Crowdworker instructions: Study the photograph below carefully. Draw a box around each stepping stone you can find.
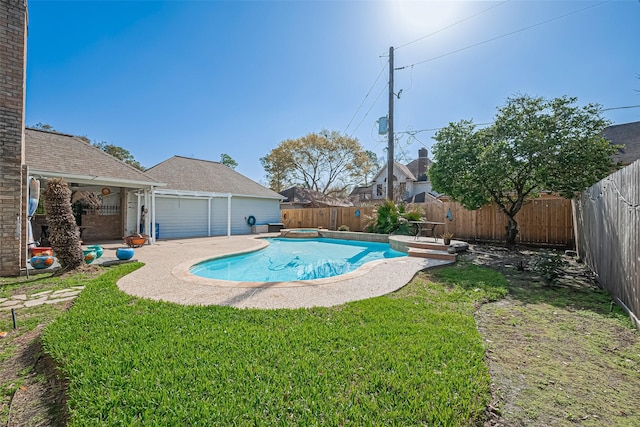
[45,296,77,305]
[13,294,27,301]
[24,297,49,307]
[0,298,7,304]
[0,301,24,310]
[49,291,81,299]
[31,290,53,297]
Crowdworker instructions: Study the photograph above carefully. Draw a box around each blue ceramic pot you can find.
[86,245,104,258]
[30,255,54,269]
[116,247,135,260]
[82,249,97,264]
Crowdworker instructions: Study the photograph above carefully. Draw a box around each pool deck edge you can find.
[114,234,453,309]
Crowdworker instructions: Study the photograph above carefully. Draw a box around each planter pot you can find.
[86,245,104,258]
[30,255,55,269]
[29,247,53,257]
[82,249,97,264]
[443,238,451,245]
[116,247,135,260]
[124,235,148,248]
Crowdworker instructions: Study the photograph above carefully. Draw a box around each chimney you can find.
[0,1,28,276]
[418,148,428,159]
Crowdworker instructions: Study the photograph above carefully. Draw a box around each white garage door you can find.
[155,197,208,239]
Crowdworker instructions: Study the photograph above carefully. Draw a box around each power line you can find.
[395,0,511,50]
[393,104,640,147]
[350,84,388,138]
[602,105,640,112]
[343,61,388,135]
[396,0,611,71]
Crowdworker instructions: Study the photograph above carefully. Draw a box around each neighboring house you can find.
[145,156,283,239]
[362,149,436,203]
[602,121,640,166]
[279,187,353,208]
[24,128,165,243]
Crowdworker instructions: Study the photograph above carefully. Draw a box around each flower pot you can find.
[116,247,135,260]
[124,235,148,248]
[30,255,54,269]
[82,249,97,264]
[29,246,53,257]
[86,245,103,258]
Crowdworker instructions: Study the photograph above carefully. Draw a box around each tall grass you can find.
[43,263,508,426]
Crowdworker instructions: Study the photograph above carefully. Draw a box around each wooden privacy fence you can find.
[281,195,573,246]
[574,159,640,328]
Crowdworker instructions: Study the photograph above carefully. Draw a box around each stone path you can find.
[0,286,85,310]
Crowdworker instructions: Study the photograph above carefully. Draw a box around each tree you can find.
[260,130,375,194]
[92,141,145,171]
[43,178,83,271]
[31,122,55,131]
[429,95,619,246]
[220,153,238,169]
[361,150,382,186]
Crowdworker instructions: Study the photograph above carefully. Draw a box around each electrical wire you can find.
[395,0,511,50]
[344,61,388,135]
[349,84,388,138]
[397,0,611,71]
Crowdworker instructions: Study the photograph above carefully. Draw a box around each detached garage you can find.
[145,156,283,239]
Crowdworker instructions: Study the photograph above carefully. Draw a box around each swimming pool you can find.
[189,237,407,282]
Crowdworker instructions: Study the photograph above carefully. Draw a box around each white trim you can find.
[28,170,165,188]
[153,188,283,201]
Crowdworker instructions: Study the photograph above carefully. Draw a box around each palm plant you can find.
[43,178,83,271]
[366,200,422,235]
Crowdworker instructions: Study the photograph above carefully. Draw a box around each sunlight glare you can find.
[390,0,469,43]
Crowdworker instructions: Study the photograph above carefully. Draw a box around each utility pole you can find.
[386,46,395,201]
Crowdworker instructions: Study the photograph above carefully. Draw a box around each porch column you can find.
[227,194,232,237]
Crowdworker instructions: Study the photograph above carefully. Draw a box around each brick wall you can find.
[0,1,28,276]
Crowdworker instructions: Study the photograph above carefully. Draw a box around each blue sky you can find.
[25,0,640,185]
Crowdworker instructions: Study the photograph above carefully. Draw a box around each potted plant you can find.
[441,232,454,245]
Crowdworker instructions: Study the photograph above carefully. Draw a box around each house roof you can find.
[602,121,640,166]
[373,161,417,182]
[405,157,432,181]
[24,128,162,187]
[145,156,283,199]
[279,187,353,207]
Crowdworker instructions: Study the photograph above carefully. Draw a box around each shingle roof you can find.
[145,156,283,199]
[24,128,161,186]
[405,157,432,181]
[373,161,417,182]
[603,121,640,166]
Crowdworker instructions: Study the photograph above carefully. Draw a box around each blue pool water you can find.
[190,237,407,282]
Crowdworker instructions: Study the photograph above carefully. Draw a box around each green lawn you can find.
[42,263,508,426]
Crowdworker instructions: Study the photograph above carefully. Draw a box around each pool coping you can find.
[114,234,453,309]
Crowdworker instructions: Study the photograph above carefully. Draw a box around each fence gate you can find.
[329,208,337,230]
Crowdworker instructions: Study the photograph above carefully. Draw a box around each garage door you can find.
[155,197,208,239]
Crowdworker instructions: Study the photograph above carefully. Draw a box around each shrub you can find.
[529,250,565,283]
[337,225,349,231]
